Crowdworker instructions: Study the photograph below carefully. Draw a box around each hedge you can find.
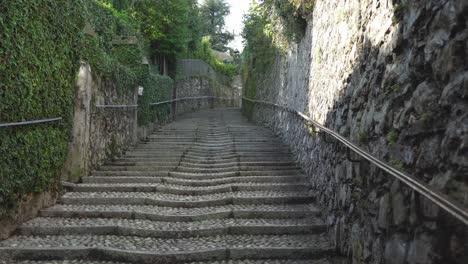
[138,74,173,126]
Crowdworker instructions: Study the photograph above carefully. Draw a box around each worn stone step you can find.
[181,158,296,164]
[91,171,170,177]
[0,234,333,263]
[174,166,302,174]
[188,260,335,264]
[137,143,287,147]
[183,153,290,159]
[98,166,177,171]
[82,176,306,185]
[18,217,326,238]
[178,161,296,167]
[104,161,296,168]
[40,204,320,221]
[70,183,309,194]
[91,170,303,177]
[111,158,296,164]
[59,191,313,207]
[6,259,337,264]
[183,150,290,154]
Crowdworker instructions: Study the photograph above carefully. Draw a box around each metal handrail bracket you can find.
[242,97,468,225]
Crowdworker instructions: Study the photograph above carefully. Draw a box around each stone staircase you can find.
[0,108,339,263]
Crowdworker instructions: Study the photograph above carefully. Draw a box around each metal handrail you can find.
[96,104,139,108]
[0,117,63,128]
[93,97,236,108]
[150,96,235,106]
[242,97,468,225]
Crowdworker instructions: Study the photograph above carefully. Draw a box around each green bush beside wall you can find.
[138,74,173,126]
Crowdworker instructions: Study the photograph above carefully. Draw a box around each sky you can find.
[198,0,253,52]
[224,0,252,51]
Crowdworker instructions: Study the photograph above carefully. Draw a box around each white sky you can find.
[198,0,252,51]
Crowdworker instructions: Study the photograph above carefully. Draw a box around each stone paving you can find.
[0,108,338,263]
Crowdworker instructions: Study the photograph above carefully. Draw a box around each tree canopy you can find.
[199,0,234,52]
[130,0,200,58]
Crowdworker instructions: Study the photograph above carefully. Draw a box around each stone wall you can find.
[63,62,139,182]
[246,1,467,263]
[175,76,241,116]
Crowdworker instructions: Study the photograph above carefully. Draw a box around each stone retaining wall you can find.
[246,1,468,263]
[63,62,139,183]
[175,76,241,116]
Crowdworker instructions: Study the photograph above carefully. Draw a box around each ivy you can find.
[241,0,313,118]
[0,0,84,216]
[138,74,173,126]
[0,0,174,216]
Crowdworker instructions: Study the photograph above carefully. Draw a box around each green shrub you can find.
[138,74,173,126]
[80,1,145,95]
[193,37,238,78]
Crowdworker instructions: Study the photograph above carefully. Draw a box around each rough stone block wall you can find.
[247,1,468,263]
[63,63,138,182]
[175,76,241,115]
[88,79,138,171]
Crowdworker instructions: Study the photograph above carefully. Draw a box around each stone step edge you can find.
[18,223,327,238]
[40,207,320,221]
[59,196,314,208]
[0,246,333,264]
[70,184,309,194]
[81,176,307,185]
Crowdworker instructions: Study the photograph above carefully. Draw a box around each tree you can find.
[199,0,234,52]
[112,0,129,11]
[186,0,202,53]
[131,0,192,56]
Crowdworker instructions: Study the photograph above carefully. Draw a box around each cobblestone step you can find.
[59,191,313,207]
[70,183,309,194]
[18,217,326,238]
[180,159,296,164]
[82,175,306,185]
[91,170,304,177]
[2,260,337,264]
[40,204,320,221]
[0,234,333,263]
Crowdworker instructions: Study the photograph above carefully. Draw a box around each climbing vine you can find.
[241,0,313,118]
[138,74,173,126]
[0,0,85,216]
[0,0,174,216]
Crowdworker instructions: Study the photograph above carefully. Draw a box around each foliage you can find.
[138,74,173,126]
[0,0,85,216]
[387,129,399,146]
[130,0,200,58]
[0,0,174,216]
[193,37,238,78]
[269,0,311,42]
[199,0,234,52]
[80,0,145,95]
[241,0,313,118]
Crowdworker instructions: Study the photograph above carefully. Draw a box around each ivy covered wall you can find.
[0,0,173,218]
[0,0,85,216]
